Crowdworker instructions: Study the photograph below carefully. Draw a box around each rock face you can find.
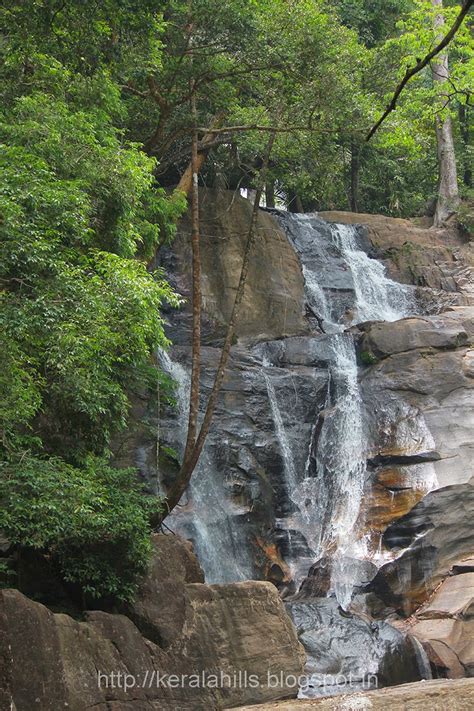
[1,535,305,710]
[128,194,474,592]
[114,193,474,691]
[369,481,474,614]
[359,307,474,492]
[161,188,308,345]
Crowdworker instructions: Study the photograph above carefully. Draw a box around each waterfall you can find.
[158,349,254,583]
[330,223,414,323]
[313,333,367,610]
[274,213,416,608]
[263,364,298,494]
[158,211,419,606]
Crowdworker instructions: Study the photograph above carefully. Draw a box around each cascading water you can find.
[312,333,367,610]
[263,363,299,495]
[159,211,423,609]
[331,223,414,323]
[157,349,254,583]
[272,214,417,608]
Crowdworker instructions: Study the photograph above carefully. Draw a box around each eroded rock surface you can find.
[1,535,305,710]
[286,598,421,698]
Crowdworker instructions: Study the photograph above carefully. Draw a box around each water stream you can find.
[157,349,254,583]
[270,215,416,608]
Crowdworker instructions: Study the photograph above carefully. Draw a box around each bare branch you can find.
[196,124,366,135]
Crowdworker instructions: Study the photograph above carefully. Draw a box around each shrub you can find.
[0,455,162,602]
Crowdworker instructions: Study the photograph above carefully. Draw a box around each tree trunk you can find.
[181,83,201,469]
[175,113,225,196]
[265,180,275,208]
[288,191,303,213]
[164,132,277,514]
[431,0,460,227]
[459,101,472,188]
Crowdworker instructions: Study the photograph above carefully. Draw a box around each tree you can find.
[431,0,461,226]
[365,0,473,221]
[0,3,184,601]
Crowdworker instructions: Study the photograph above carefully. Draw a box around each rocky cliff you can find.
[148,192,473,688]
[4,191,474,707]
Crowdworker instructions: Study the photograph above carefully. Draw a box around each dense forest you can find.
[0,0,472,606]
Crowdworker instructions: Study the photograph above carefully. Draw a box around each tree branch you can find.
[366,0,473,141]
[196,124,366,135]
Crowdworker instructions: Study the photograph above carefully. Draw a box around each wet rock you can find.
[160,343,329,581]
[360,466,434,540]
[369,481,474,615]
[286,598,421,698]
[297,558,378,599]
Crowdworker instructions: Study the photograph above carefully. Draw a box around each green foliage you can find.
[457,193,474,239]
[360,349,378,365]
[0,456,161,601]
[0,5,186,602]
[0,102,181,459]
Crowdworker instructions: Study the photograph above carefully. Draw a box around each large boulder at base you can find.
[410,618,474,679]
[0,535,305,710]
[126,532,204,648]
[286,598,422,699]
[234,678,474,710]
[392,563,474,678]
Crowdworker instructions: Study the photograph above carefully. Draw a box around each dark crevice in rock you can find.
[368,451,442,468]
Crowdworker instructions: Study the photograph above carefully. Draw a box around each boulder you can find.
[369,482,474,615]
[360,313,471,360]
[234,678,474,710]
[417,573,474,620]
[391,564,474,678]
[1,535,306,710]
[287,598,421,698]
[410,618,474,678]
[126,533,204,648]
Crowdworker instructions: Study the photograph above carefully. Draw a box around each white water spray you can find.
[158,349,254,583]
